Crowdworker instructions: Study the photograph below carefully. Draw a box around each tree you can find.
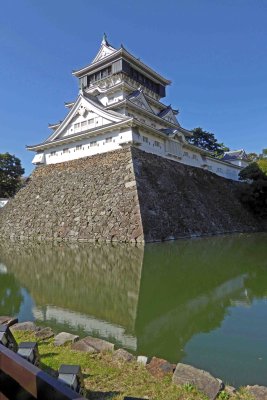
[239,161,267,217]
[247,152,259,162]
[239,162,266,182]
[188,127,229,157]
[0,153,24,198]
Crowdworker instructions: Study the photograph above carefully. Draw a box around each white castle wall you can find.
[43,129,133,165]
[40,128,242,180]
[132,129,241,181]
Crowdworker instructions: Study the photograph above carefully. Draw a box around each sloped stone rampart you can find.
[0,146,265,242]
[0,148,143,242]
[131,147,265,241]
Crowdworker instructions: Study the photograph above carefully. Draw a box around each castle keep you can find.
[28,35,247,181]
[1,36,262,243]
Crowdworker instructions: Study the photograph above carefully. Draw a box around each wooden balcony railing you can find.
[0,344,86,400]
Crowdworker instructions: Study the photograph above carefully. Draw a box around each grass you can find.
[13,331,254,400]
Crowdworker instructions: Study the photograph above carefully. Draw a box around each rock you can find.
[172,363,223,400]
[146,357,175,378]
[71,340,98,354]
[71,336,114,353]
[246,385,267,400]
[225,385,236,395]
[54,332,79,346]
[11,321,40,331]
[137,355,148,365]
[112,348,135,362]
[125,181,136,188]
[0,316,18,327]
[35,327,54,340]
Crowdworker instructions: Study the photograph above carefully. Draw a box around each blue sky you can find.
[0,0,266,175]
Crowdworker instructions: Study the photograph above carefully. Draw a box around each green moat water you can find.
[0,233,266,387]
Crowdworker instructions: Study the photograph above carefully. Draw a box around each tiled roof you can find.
[127,90,141,100]
[157,106,172,118]
[222,149,248,161]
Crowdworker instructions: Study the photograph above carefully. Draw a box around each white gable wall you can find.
[60,111,112,138]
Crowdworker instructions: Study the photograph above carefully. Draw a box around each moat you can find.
[0,232,266,387]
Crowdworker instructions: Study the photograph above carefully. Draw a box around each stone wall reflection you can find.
[0,233,267,362]
[0,241,144,346]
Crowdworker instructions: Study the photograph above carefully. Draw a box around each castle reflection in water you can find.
[0,233,267,386]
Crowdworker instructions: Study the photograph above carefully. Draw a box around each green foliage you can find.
[218,390,230,400]
[183,383,195,392]
[0,152,24,198]
[239,162,266,182]
[246,152,259,162]
[189,127,229,157]
[258,158,267,175]
[239,162,267,217]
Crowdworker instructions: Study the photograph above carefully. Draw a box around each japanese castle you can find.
[28,35,248,181]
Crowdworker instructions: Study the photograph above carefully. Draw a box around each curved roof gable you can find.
[92,35,117,63]
[127,90,155,114]
[158,106,179,126]
[45,92,128,143]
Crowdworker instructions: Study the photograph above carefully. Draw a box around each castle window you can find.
[183,151,189,157]
[90,141,97,147]
[154,140,160,147]
[88,118,94,125]
[151,123,156,128]
[50,151,56,156]
[217,167,223,173]
[87,66,112,86]
[140,118,146,123]
[143,136,148,143]
[81,121,87,127]
[105,137,112,143]
[208,166,213,171]
[129,67,160,95]
[192,154,198,160]
[76,145,82,151]
[63,148,69,154]
[74,123,80,129]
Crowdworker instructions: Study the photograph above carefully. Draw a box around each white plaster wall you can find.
[206,158,240,180]
[127,109,167,131]
[0,199,8,208]
[228,159,249,168]
[133,130,165,156]
[98,90,124,107]
[35,127,242,181]
[166,146,241,181]
[42,129,133,165]
[132,131,242,180]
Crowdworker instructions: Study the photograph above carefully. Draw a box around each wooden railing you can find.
[0,344,86,400]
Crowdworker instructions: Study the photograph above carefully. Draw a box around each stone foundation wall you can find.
[0,148,143,242]
[0,146,265,242]
[131,147,265,241]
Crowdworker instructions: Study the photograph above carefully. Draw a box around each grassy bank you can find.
[13,331,253,400]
